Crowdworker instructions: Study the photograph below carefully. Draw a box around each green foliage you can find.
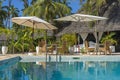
[0,27,37,52]
[80,0,106,15]
[61,33,76,47]
[0,28,16,45]
[79,0,107,29]
[80,47,86,53]
[23,0,71,21]
[14,28,35,52]
[101,32,117,45]
[0,28,11,39]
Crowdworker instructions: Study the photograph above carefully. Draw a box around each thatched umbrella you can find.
[56,22,96,36]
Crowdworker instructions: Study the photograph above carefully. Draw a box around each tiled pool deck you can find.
[1,52,120,62]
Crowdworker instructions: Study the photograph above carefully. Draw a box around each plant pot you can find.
[36,46,40,55]
[53,50,57,54]
[109,46,115,52]
[2,46,8,55]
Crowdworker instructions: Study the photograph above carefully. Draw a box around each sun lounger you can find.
[85,40,96,54]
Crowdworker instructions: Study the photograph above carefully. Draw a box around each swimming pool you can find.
[0,58,120,80]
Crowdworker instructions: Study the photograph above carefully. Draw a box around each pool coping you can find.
[20,54,120,62]
[1,54,120,62]
[0,56,21,67]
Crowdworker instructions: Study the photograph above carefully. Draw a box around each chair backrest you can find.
[104,41,111,50]
[58,41,68,54]
[85,40,89,49]
[40,40,46,52]
[89,41,96,48]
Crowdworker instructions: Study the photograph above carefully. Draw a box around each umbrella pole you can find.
[32,28,34,39]
[95,21,99,54]
[45,30,47,61]
[77,33,80,53]
[45,30,48,80]
[32,22,35,39]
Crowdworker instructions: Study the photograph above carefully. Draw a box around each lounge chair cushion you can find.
[89,41,96,48]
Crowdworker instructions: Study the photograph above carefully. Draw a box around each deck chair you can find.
[99,41,111,55]
[39,40,46,53]
[57,42,68,55]
[47,44,56,54]
[85,40,95,54]
[41,44,46,53]
[39,41,55,54]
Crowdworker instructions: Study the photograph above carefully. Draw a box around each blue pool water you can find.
[0,61,120,80]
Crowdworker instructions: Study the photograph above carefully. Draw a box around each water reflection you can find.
[0,61,120,80]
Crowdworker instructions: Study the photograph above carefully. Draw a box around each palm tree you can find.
[2,0,19,28]
[3,5,19,28]
[9,5,19,17]
[23,0,71,22]
[20,0,30,11]
[79,0,106,15]
[0,0,7,27]
[31,0,37,4]
[21,0,29,8]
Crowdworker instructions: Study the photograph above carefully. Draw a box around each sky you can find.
[3,0,80,15]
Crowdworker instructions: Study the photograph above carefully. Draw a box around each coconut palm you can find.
[0,9,7,27]
[3,5,19,28]
[9,5,19,17]
[31,0,37,4]
[79,0,106,15]
[0,0,7,27]
[23,0,71,22]
[20,0,29,8]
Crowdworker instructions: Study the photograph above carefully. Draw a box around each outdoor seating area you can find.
[33,39,113,55]
[30,31,116,56]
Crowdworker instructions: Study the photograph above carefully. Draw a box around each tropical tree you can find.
[23,0,71,22]
[79,0,105,15]
[31,0,37,4]
[0,0,7,27]
[20,0,29,8]
[79,0,120,16]
[3,4,19,29]
[9,5,19,17]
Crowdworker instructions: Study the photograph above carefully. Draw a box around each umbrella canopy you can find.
[55,14,107,22]
[12,16,57,30]
[55,14,107,36]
